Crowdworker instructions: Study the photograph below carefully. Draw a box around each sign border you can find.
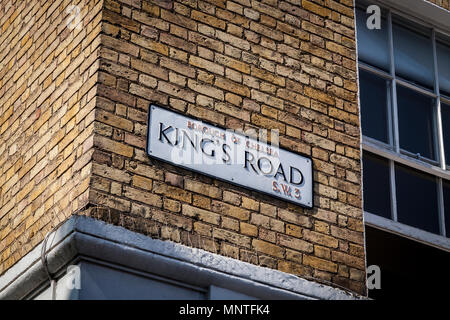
[146,104,314,209]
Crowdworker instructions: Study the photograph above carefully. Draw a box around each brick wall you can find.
[1,0,367,296]
[0,0,102,273]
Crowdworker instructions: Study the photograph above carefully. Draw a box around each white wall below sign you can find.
[147,105,313,208]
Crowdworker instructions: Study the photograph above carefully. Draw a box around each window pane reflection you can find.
[395,164,440,235]
[442,103,450,168]
[397,85,436,161]
[443,180,450,237]
[363,152,392,219]
[437,41,450,98]
[356,7,390,72]
[393,22,434,90]
[360,69,390,144]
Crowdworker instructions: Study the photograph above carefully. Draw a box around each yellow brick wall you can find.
[86,0,366,295]
[1,0,367,296]
[0,0,102,273]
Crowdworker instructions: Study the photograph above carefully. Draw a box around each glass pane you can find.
[359,69,390,143]
[442,103,450,167]
[437,41,450,98]
[397,85,436,161]
[395,164,440,235]
[393,22,434,90]
[363,152,392,219]
[355,7,390,71]
[443,180,450,237]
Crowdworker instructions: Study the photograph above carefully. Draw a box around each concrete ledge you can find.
[372,0,450,31]
[0,216,363,300]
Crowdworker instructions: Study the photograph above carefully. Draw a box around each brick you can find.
[104,9,140,32]
[211,201,250,221]
[192,194,211,210]
[161,9,197,31]
[164,198,181,213]
[252,239,284,258]
[244,8,260,20]
[92,162,131,184]
[331,225,364,245]
[223,191,241,205]
[222,216,239,231]
[251,113,285,134]
[250,21,283,41]
[215,54,250,74]
[157,81,196,103]
[191,10,226,29]
[277,89,310,107]
[123,186,163,207]
[286,224,302,237]
[131,59,168,80]
[167,68,186,85]
[189,56,224,75]
[187,79,224,101]
[277,209,312,228]
[303,132,336,151]
[251,66,285,86]
[131,34,169,56]
[96,109,133,132]
[216,30,250,51]
[303,255,338,273]
[153,182,192,203]
[252,1,283,19]
[278,261,311,277]
[302,0,331,17]
[214,77,250,97]
[213,228,251,248]
[94,135,134,158]
[160,33,196,54]
[187,105,226,125]
[142,1,160,15]
[139,74,157,88]
[153,210,192,231]
[183,204,220,225]
[160,57,195,77]
[194,222,213,236]
[349,243,364,258]
[184,179,221,198]
[215,103,250,121]
[241,197,259,211]
[165,172,184,188]
[240,222,258,237]
[332,251,365,270]
[303,229,339,248]
[251,90,284,110]
[278,234,313,253]
[189,32,224,53]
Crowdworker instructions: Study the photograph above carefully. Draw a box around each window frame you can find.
[356,1,450,249]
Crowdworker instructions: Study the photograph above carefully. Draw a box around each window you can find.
[356,1,450,240]
[395,164,440,234]
[359,70,390,144]
[392,20,435,90]
[355,7,390,71]
[437,37,450,98]
[442,102,450,168]
[362,151,392,219]
[396,85,436,161]
[443,180,450,237]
